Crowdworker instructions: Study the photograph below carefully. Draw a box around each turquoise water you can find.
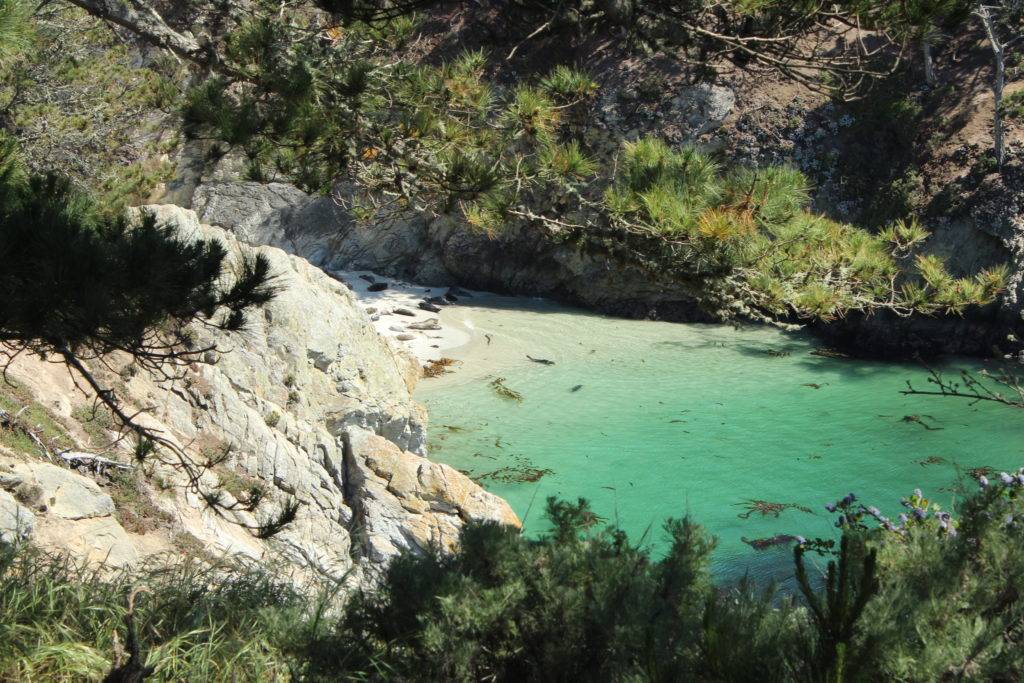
[416,295,1024,584]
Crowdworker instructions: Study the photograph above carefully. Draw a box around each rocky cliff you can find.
[0,205,518,582]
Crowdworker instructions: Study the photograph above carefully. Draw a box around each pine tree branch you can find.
[64,0,214,69]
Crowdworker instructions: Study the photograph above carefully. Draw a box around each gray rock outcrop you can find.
[1,205,519,582]
[10,462,116,520]
[344,427,519,564]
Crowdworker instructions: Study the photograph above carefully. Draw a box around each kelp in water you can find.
[473,454,552,484]
[735,499,814,519]
[490,377,523,402]
[477,465,554,484]
[423,357,459,378]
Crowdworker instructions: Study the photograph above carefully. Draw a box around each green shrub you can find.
[5,478,1024,680]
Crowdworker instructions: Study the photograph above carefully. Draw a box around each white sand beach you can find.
[331,269,479,363]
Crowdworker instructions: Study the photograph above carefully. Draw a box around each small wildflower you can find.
[979,475,989,488]
[825,502,837,513]
[913,508,927,522]
[1001,472,1014,485]
[794,535,806,545]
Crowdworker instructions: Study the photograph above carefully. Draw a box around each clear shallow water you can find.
[416,295,1024,584]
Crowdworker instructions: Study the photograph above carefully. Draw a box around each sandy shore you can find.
[331,269,480,363]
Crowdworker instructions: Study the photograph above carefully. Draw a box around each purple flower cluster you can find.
[818,467,1024,544]
[994,469,1024,488]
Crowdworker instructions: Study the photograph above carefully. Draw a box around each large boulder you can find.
[670,84,736,137]
[344,428,520,563]
[192,181,309,245]
[10,462,116,520]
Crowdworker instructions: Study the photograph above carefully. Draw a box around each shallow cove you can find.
[414,294,1024,584]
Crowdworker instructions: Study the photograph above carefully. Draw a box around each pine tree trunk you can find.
[922,38,936,87]
[977,3,1005,168]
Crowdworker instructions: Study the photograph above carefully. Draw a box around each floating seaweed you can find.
[915,455,946,466]
[490,377,523,402]
[761,349,791,357]
[477,465,554,483]
[423,357,459,378]
[736,499,814,519]
[901,414,943,431]
[811,347,850,359]
[742,534,800,550]
[968,466,994,479]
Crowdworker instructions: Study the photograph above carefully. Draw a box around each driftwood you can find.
[60,451,131,475]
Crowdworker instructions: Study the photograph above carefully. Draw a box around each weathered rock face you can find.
[192,174,1024,357]
[0,461,135,565]
[344,428,518,564]
[9,462,116,520]
[0,205,518,581]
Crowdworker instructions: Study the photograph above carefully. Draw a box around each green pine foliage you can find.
[0,139,276,359]
[602,137,1007,320]
[163,6,1010,324]
[0,0,31,66]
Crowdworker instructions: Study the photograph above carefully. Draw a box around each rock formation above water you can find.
[0,205,518,583]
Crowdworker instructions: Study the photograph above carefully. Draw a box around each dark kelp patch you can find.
[736,500,814,519]
[490,377,523,402]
